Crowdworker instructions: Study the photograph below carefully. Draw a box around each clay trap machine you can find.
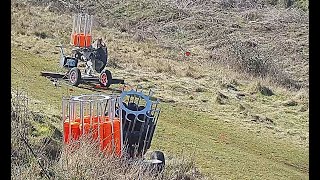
[62,86,165,171]
[41,13,124,88]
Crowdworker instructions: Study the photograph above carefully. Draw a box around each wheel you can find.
[150,151,165,172]
[99,69,112,87]
[68,67,81,86]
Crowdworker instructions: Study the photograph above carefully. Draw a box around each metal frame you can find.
[62,94,123,156]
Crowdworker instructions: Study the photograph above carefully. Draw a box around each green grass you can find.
[11,47,308,179]
[153,104,308,179]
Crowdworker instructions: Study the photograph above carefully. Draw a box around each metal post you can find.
[71,14,76,45]
[80,101,84,135]
[97,102,101,149]
[109,99,115,155]
[62,98,66,144]
[89,15,93,35]
[118,97,123,157]
[89,101,93,127]
[77,14,81,34]
[84,14,87,35]
[68,101,72,142]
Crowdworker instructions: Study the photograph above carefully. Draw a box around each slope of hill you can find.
[11,0,309,179]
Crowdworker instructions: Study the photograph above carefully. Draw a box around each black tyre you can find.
[99,69,112,87]
[150,151,165,172]
[68,67,81,86]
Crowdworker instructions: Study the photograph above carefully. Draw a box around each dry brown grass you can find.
[53,135,207,180]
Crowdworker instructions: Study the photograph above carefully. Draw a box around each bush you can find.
[229,40,277,78]
[227,40,302,89]
[294,0,308,11]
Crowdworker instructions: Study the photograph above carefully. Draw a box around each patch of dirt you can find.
[250,115,275,125]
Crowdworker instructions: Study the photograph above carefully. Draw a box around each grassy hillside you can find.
[11,0,308,179]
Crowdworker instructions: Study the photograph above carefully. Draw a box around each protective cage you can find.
[71,13,93,48]
[117,88,161,158]
[62,87,161,158]
[62,94,123,156]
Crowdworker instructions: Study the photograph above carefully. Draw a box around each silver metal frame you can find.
[71,13,93,47]
[62,94,123,156]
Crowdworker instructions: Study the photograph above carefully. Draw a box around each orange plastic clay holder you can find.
[63,116,121,155]
[71,33,92,47]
